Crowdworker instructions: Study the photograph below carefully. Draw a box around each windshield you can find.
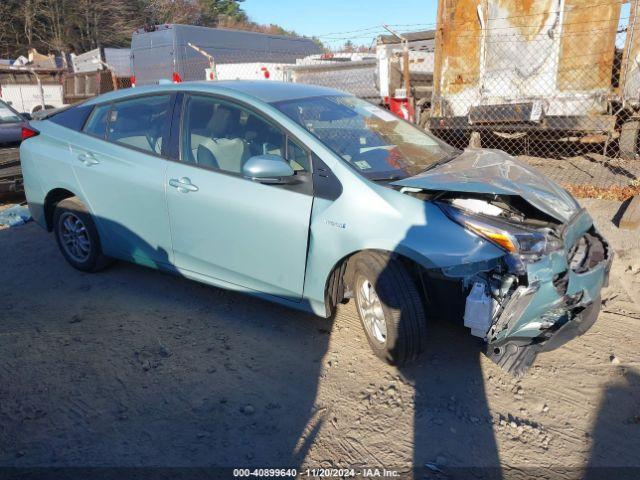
[0,101,22,125]
[271,95,457,180]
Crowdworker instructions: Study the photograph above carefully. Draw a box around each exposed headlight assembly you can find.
[439,203,564,258]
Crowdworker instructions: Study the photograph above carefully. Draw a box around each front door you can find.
[165,93,314,300]
[71,94,174,267]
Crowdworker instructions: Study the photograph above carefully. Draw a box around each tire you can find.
[619,120,639,160]
[53,197,111,272]
[351,251,427,365]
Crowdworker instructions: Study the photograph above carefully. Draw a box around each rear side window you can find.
[49,104,92,131]
[107,95,171,155]
[84,104,111,138]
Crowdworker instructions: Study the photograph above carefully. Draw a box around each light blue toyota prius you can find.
[20,81,612,374]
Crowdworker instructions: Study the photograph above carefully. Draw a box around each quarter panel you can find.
[20,121,85,228]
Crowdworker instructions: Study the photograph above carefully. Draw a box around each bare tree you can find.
[36,0,71,61]
[26,0,44,47]
[72,0,140,51]
[0,1,25,57]
[0,0,302,60]
[144,0,202,25]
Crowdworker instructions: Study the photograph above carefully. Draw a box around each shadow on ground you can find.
[373,199,502,480]
[2,221,639,479]
[585,368,640,480]
[0,222,331,476]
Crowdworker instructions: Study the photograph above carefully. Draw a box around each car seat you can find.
[196,105,250,172]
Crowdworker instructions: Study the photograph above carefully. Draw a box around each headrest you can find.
[189,100,216,130]
[208,105,233,137]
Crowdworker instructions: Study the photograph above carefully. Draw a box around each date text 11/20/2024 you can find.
[233,468,402,477]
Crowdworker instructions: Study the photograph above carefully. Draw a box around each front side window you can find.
[272,95,457,181]
[107,95,171,154]
[181,95,308,175]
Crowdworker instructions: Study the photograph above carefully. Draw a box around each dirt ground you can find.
[0,198,638,479]
[519,154,640,190]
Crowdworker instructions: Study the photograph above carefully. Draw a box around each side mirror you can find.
[242,154,294,182]
[21,112,32,120]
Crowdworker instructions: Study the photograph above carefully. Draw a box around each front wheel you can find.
[352,252,427,365]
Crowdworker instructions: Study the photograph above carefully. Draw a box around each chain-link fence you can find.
[4,1,640,199]
[115,8,639,198]
[426,0,640,199]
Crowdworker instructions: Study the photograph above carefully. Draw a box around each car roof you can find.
[204,81,346,102]
[84,81,346,106]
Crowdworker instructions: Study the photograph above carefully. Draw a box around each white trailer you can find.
[285,59,380,102]
[215,62,290,82]
[375,30,436,124]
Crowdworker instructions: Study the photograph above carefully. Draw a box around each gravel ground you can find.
[0,198,638,479]
[519,154,640,189]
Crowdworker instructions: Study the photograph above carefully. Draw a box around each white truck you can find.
[0,68,65,114]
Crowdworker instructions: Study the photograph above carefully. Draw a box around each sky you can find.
[242,0,439,47]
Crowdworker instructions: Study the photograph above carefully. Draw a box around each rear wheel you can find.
[53,197,111,272]
[352,252,427,365]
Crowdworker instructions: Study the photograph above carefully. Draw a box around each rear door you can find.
[165,93,314,300]
[72,93,174,267]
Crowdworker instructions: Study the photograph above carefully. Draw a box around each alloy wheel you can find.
[59,212,92,263]
[356,275,388,344]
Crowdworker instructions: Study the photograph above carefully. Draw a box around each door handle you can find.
[77,152,99,166]
[169,177,199,193]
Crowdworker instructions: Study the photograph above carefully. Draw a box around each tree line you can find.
[0,0,310,59]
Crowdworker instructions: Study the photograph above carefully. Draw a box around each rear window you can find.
[49,104,93,131]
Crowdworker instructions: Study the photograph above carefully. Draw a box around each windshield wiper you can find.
[421,150,462,173]
[370,175,403,182]
[368,150,462,182]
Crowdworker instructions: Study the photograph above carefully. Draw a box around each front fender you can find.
[303,187,505,316]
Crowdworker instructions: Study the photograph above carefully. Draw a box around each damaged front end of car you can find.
[392,150,613,375]
[434,195,611,376]
[444,200,611,376]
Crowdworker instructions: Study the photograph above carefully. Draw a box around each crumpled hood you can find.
[391,148,580,223]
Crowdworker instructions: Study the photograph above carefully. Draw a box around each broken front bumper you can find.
[484,228,613,376]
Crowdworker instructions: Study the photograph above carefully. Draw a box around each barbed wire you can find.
[315,0,637,42]
[316,17,633,46]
